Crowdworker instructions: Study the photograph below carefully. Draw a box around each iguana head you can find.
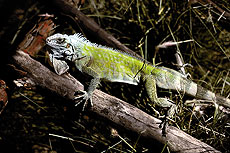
[46,33,90,75]
[46,33,73,75]
[46,33,76,61]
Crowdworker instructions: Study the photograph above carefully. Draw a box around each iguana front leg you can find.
[142,74,177,135]
[75,66,100,111]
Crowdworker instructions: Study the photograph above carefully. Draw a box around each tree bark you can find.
[12,50,220,153]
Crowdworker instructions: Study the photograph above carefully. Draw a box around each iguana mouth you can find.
[72,55,87,62]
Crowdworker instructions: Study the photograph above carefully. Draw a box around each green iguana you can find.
[46,33,230,133]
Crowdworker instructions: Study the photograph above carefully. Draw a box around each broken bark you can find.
[12,50,220,153]
[0,80,8,115]
[18,17,55,56]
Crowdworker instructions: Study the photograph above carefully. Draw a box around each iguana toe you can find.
[74,90,93,111]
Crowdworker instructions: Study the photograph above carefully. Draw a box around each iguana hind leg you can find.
[142,74,177,135]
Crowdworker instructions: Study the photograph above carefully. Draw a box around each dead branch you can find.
[12,50,220,153]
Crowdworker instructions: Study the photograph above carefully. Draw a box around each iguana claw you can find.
[74,90,93,111]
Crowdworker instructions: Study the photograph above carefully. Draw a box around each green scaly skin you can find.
[46,33,230,134]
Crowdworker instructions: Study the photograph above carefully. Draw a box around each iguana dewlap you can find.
[46,33,230,126]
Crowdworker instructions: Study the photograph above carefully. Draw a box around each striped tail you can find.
[195,85,230,108]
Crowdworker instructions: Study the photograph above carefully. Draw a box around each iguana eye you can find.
[56,38,65,43]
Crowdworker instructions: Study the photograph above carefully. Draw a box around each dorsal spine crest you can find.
[71,33,147,64]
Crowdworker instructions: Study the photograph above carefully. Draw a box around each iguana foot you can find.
[156,99,177,136]
[74,90,93,111]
